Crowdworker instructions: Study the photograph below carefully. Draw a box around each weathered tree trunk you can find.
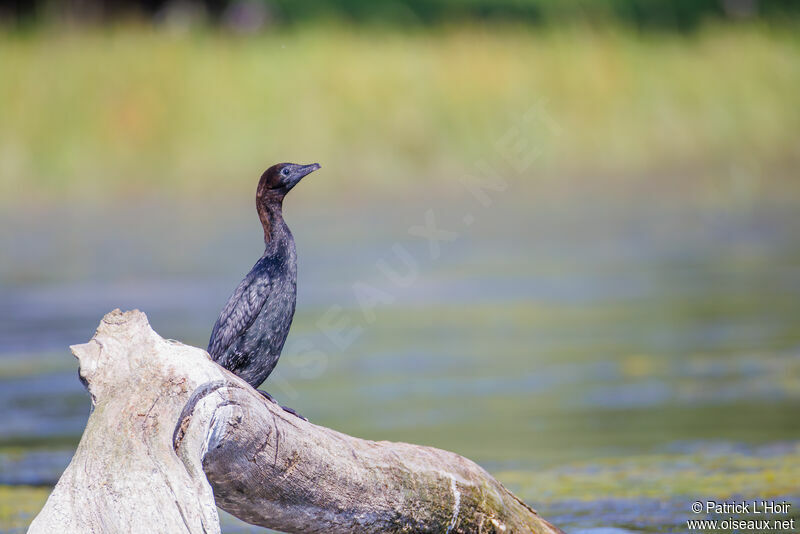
[28,310,562,534]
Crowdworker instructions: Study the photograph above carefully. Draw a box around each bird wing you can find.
[207,267,271,361]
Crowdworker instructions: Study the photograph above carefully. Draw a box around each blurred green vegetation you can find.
[270,0,800,28]
[9,0,800,29]
[0,22,798,203]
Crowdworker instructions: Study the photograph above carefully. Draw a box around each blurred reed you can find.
[0,22,797,202]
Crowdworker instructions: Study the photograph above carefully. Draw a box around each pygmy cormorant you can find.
[208,162,320,411]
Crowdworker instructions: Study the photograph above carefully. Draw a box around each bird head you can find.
[258,162,321,199]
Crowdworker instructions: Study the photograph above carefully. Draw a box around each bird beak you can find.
[297,163,321,178]
[284,163,321,192]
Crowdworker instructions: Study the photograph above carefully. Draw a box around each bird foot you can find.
[256,390,308,422]
[257,389,278,404]
[278,405,308,421]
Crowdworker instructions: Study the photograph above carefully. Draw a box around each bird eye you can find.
[281,168,290,176]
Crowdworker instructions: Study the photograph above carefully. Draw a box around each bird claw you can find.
[279,405,308,422]
[257,389,278,404]
[257,390,308,421]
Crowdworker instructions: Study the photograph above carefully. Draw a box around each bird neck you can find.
[256,196,287,246]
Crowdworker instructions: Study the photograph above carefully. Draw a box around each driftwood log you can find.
[28,310,562,534]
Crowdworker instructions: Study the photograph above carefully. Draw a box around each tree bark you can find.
[28,309,562,534]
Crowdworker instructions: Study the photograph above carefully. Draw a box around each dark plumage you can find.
[208,162,320,391]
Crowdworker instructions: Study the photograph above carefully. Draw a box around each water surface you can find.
[1,186,798,532]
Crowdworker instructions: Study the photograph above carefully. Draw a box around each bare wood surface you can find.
[29,310,562,534]
[27,309,222,534]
